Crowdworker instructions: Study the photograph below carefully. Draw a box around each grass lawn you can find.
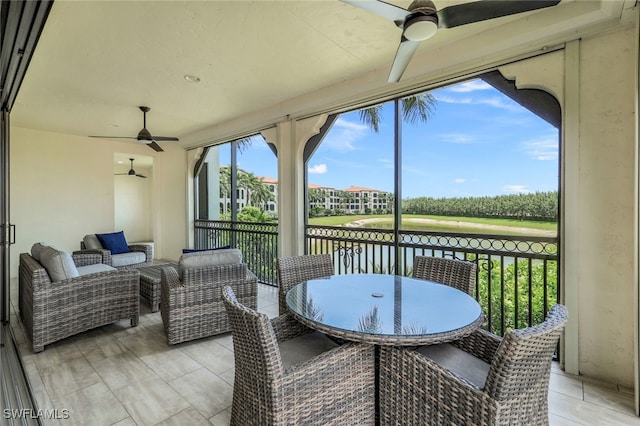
[308,214,557,235]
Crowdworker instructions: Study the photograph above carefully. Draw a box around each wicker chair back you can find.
[412,255,477,295]
[222,286,283,423]
[485,304,568,403]
[276,254,333,315]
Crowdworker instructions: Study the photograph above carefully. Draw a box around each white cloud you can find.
[522,137,559,161]
[439,133,474,144]
[308,163,328,174]
[503,185,530,193]
[378,158,393,169]
[433,94,473,104]
[403,165,428,176]
[321,117,369,152]
[433,93,521,112]
[334,118,368,132]
[454,178,466,184]
[448,79,492,93]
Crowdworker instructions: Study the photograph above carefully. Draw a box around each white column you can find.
[186,148,203,250]
[263,115,329,257]
[634,6,640,415]
[561,40,581,376]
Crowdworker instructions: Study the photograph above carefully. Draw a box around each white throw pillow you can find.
[39,246,79,282]
[178,248,243,278]
[83,234,103,250]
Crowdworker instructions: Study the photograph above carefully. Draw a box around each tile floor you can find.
[7,278,640,425]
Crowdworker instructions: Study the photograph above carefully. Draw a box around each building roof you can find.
[259,176,278,184]
[342,186,387,193]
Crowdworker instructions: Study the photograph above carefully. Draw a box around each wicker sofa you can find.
[160,248,257,345]
[76,232,153,269]
[19,249,140,353]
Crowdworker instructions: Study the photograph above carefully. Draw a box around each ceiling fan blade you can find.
[388,37,420,83]
[147,141,164,152]
[341,0,410,25]
[437,0,561,29]
[136,174,147,179]
[90,135,137,139]
[150,136,179,142]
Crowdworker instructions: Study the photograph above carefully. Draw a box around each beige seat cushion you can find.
[83,234,103,250]
[30,242,49,262]
[178,248,243,278]
[278,330,340,371]
[77,263,117,276]
[111,251,146,267]
[417,343,491,389]
[39,246,79,282]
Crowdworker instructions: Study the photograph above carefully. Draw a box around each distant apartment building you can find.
[218,169,391,216]
[259,180,390,216]
[259,176,278,214]
[341,186,392,214]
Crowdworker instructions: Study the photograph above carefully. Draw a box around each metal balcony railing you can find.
[194,220,559,337]
[194,219,279,285]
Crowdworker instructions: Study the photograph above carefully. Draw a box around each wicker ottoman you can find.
[137,263,178,312]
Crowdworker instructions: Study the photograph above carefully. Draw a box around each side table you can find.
[137,263,178,312]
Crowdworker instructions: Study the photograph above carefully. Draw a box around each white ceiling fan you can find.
[341,0,561,82]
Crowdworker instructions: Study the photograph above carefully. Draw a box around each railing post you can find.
[394,99,403,275]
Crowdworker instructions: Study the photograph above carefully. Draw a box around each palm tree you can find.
[219,166,232,215]
[308,188,326,207]
[359,92,436,133]
[252,179,275,211]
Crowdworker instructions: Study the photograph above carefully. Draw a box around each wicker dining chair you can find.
[277,254,333,315]
[222,286,375,426]
[379,304,568,425]
[412,255,477,295]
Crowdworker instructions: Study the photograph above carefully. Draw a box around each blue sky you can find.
[229,78,559,199]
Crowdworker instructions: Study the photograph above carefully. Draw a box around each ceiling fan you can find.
[115,158,147,179]
[90,106,179,152]
[341,0,561,82]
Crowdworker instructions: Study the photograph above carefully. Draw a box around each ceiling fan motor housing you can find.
[137,127,152,141]
[408,0,437,16]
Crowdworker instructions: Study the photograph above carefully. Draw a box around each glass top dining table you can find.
[286,273,484,346]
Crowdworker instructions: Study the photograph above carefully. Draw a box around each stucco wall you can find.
[9,127,187,277]
[575,27,636,387]
[503,27,636,387]
[114,161,152,243]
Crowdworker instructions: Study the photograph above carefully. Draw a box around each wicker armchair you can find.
[19,252,139,353]
[412,255,477,295]
[277,254,333,315]
[160,261,257,345]
[222,286,376,426]
[379,304,568,425]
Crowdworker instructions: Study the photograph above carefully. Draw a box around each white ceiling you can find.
[10,0,635,157]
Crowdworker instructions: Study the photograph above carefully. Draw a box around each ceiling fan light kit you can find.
[341,0,561,83]
[403,15,438,41]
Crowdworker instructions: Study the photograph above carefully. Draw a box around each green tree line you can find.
[402,191,558,222]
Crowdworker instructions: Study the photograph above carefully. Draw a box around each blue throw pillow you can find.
[96,231,130,255]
